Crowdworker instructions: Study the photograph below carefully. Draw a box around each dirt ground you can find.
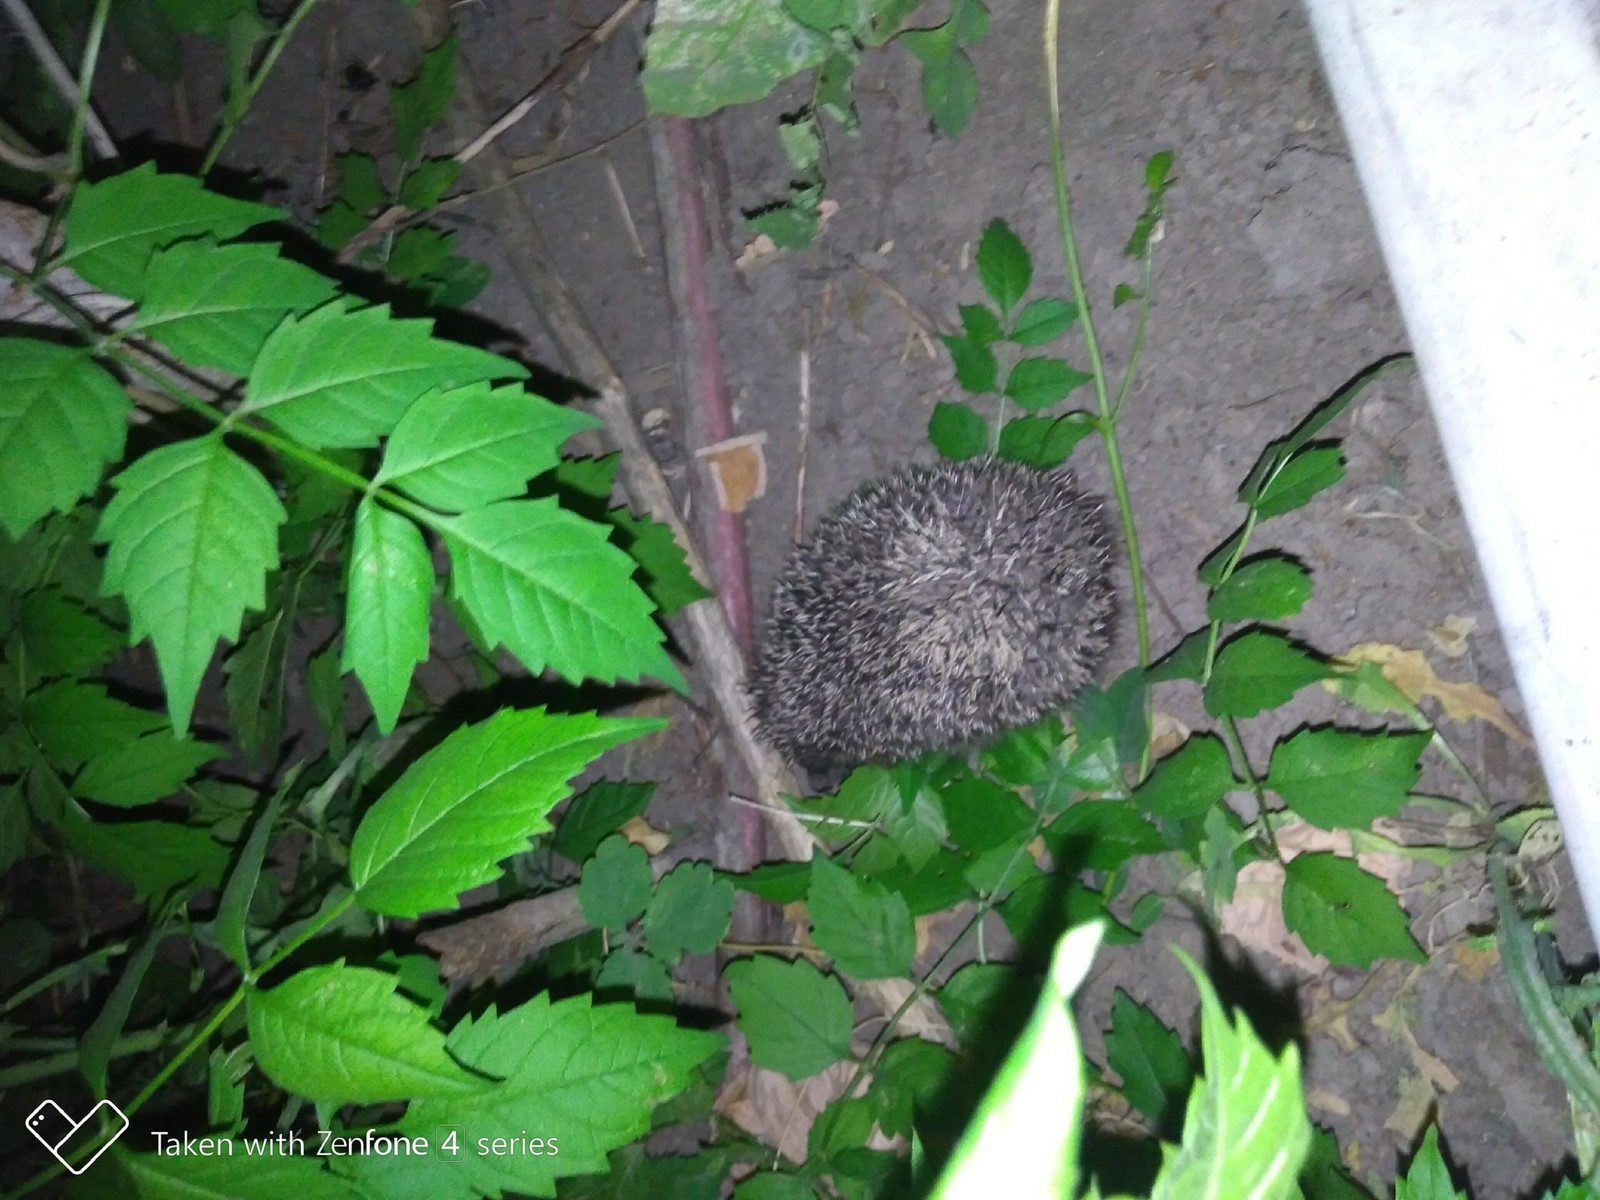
[88,0,1589,1193]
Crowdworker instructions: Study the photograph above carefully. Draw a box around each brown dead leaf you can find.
[696,433,768,514]
[1337,642,1532,746]
[717,1061,854,1163]
[1304,1087,1352,1117]
[1383,1071,1437,1139]
[735,233,779,269]
[619,816,670,855]
[1149,710,1191,759]
[1426,614,1478,658]
[1447,940,1501,981]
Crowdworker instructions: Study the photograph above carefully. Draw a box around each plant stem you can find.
[201,0,325,176]
[66,0,112,174]
[1044,0,1150,669]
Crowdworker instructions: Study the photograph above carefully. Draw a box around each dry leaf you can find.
[696,433,768,514]
[1149,710,1191,759]
[735,233,779,269]
[619,816,670,855]
[1337,642,1532,746]
[1305,1087,1352,1116]
[1383,1071,1437,1139]
[717,1061,854,1162]
[1426,614,1477,658]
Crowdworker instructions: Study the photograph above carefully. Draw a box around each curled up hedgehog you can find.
[749,457,1116,771]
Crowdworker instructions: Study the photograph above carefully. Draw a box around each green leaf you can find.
[222,611,286,762]
[0,339,130,539]
[724,861,811,905]
[391,32,458,163]
[343,499,433,735]
[1300,1127,1376,1200]
[16,588,121,677]
[606,508,712,616]
[940,333,999,393]
[936,962,1016,1045]
[336,151,387,213]
[929,922,1098,1200]
[959,302,1003,345]
[808,855,915,979]
[101,1145,352,1196]
[1150,949,1311,1200]
[241,301,525,448]
[1145,629,1210,684]
[909,40,977,136]
[401,994,723,1194]
[1133,734,1236,819]
[928,400,989,461]
[1282,853,1424,968]
[112,0,183,80]
[974,218,1030,314]
[1267,728,1428,831]
[784,0,854,32]
[443,498,685,692]
[642,0,830,118]
[644,861,736,961]
[63,164,282,297]
[579,835,654,932]
[424,254,491,309]
[1204,631,1330,719]
[747,202,820,250]
[1105,989,1193,1129]
[1395,1126,1466,1200]
[596,947,676,1003]
[22,680,167,770]
[1208,555,1314,623]
[398,158,462,209]
[350,708,662,917]
[996,413,1094,469]
[73,733,224,807]
[215,786,286,971]
[97,436,286,734]
[61,809,228,900]
[247,963,477,1105]
[386,225,454,283]
[1010,297,1077,345]
[1112,282,1141,307]
[553,780,656,863]
[81,900,172,1097]
[1005,357,1095,410]
[1253,447,1345,518]
[133,239,340,375]
[726,954,853,1080]
[776,113,823,170]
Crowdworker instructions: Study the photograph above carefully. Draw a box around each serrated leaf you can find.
[17,588,121,677]
[241,302,525,448]
[443,498,684,692]
[553,780,656,863]
[222,611,286,762]
[1011,297,1077,345]
[386,226,453,283]
[0,339,130,539]
[915,43,977,136]
[391,32,457,164]
[216,786,286,971]
[974,218,1030,314]
[73,733,224,807]
[597,947,677,1003]
[1005,357,1094,410]
[402,993,723,1194]
[726,954,853,1080]
[996,413,1094,469]
[1105,989,1193,1129]
[60,808,228,900]
[1282,853,1424,968]
[960,303,1003,345]
[1150,949,1311,1200]
[747,202,820,250]
[63,164,282,298]
[336,151,387,213]
[247,963,477,1104]
[1146,629,1210,684]
[808,855,915,979]
[1253,447,1345,517]
[1113,283,1141,307]
[784,0,854,32]
[1208,555,1313,623]
[1204,631,1330,719]
[607,507,712,616]
[1133,734,1236,819]
[102,1146,352,1197]
[642,0,830,118]
[940,333,999,393]
[376,381,600,510]
[97,436,285,734]
[929,923,1098,1200]
[1267,728,1428,830]
[928,400,989,461]
[398,158,462,210]
[1395,1125,1465,1200]
[22,679,167,769]
[936,962,1016,1045]
[645,862,736,960]
[343,499,432,735]
[579,835,654,931]
[133,239,339,375]
[351,709,659,917]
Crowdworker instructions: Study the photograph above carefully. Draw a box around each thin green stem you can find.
[1045,0,1150,670]
[65,0,111,173]
[200,0,325,175]
[1113,249,1156,422]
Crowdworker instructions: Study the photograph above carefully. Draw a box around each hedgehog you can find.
[749,457,1115,771]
